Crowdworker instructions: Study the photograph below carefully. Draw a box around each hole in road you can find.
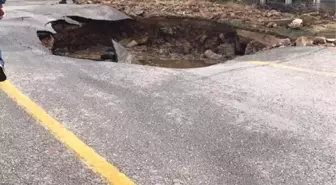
[37,16,280,69]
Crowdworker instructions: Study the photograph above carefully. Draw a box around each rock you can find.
[112,39,137,64]
[159,49,166,54]
[271,19,294,27]
[216,43,235,59]
[235,36,250,54]
[126,40,139,48]
[41,34,54,51]
[266,22,273,27]
[326,38,336,43]
[324,43,335,47]
[119,39,130,46]
[237,30,281,48]
[48,19,81,33]
[244,40,265,55]
[204,37,219,50]
[210,13,221,20]
[295,36,308,46]
[313,36,327,45]
[200,35,208,44]
[160,27,175,35]
[271,10,281,16]
[279,38,291,46]
[139,37,149,44]
[307,39,314,46]
[219,33,225,41]
[288,18,303,29]
[204,49,222,60]
[133,9,145,16]
[308,12,320,16]
[266,22,277,28]
[282,12,294,18]
[299,14,317,26]
[266,10,280,17]
[53,47,69,56]
[322,14,329,18]
[124,8,132,15]
[183,42,192,54]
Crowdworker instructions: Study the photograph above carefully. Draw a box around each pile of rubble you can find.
[77,0,336,49]
[39,0,335,68]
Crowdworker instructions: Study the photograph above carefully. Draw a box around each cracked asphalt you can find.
[1,0,336,185]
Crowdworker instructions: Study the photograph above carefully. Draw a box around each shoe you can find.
[0,65,7,82]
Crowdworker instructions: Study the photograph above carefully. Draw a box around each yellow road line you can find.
[247,61,336,78]
[0,81,135,185]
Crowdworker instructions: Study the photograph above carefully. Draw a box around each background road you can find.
[1,1,336,185]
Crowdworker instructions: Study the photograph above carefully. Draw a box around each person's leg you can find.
[0,49,7,81]
[0,0,6,81]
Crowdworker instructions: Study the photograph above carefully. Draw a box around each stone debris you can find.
[324,43,335,47]
[313,36,327,45]
[266,22,277,28]
[204,49,222,60]
[326,38,336,43]
[216,43,236,59]
[126,40,139,48]
[265,10,281,17]
[279,38,291,46]
[288,18,303,29]
[245,40,265,55]
[295,36,308,46]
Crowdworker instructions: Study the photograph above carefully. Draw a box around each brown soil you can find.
[38,0,335,68]
[77,0,335,39]
[43,16,248,68]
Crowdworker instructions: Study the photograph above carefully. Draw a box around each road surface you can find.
[1,1,336,185]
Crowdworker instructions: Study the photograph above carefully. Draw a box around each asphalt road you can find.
[0,91,105,185]
[1,1,336,185]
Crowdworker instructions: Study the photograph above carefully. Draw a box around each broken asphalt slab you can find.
[1,1,336,185]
